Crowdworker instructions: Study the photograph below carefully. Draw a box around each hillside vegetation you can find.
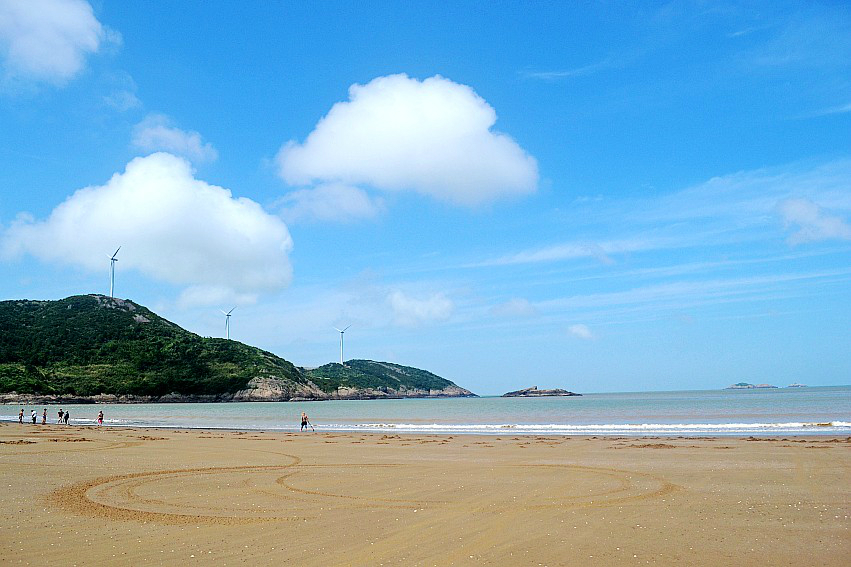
[307,359,471,396]
[0,295,472,401]
[0,295,308,397]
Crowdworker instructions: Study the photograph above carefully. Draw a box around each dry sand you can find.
[0,423,848,566]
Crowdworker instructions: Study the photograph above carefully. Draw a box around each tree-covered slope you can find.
[307,359,475,397]
[0,295,475,401]
[0,295,308,397]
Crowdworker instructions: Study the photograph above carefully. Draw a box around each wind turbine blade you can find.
[227,307,236,315]
[220,310,228,315]
[334,327,342,333]
[112,246,121,259]
[343,325,351,332]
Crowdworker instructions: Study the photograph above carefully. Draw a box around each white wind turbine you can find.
[334,325,351,366]
[109,246,121,298]
[221,307,236,340]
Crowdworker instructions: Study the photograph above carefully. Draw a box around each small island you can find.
[502,386,581,397]
[725,382,778,389]
[787,383,807,388]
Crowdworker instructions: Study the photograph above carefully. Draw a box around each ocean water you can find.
[3,386,850,436]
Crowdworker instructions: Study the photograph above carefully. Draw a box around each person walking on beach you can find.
[57,409,63,424]
[18,408,23,423]
[31,410,37,424]
[42,408,47,425]
[300,412,313,431]
[97,410,103,426]
[63,410,70,425]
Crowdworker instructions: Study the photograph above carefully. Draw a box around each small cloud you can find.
[276,183,384,224]
[104,89,141,111]
[568,324,595,340]
[777,198,851,245]
[489,298,539,318]
[0,0,117,85]
[388,290,453,327]
[573,194,604,204]
[101,71,141,111]
[132,113,217,164]
[277,73,538,206]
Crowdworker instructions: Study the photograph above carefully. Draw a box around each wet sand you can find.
[1,423,848,565]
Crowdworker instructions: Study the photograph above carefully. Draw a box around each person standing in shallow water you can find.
[63,410,69,425]
[97,411,103,426]
[18,408,23,423]
[300,412,313,431]
[31,410,36,424]
[42,408,47,425]
[57,409,63,424]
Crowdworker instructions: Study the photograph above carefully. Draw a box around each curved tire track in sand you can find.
[49,448,678,532]
[50,454,305,525]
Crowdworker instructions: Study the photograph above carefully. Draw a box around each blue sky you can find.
[1,1,849,394]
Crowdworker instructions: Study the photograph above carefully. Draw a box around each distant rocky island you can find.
[725,382,778,389]
[502,386,581,397]
[0,295,475,403]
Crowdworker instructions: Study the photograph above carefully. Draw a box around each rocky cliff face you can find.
[1,378,474,404]
[324,383,474,400]
[233,377,474,401]
[231,376,327,401]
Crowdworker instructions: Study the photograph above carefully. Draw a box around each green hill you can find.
[306,360,474,398]
[0,295,473,401]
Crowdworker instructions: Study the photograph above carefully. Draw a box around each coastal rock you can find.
[325,384,475,400]
[231,376,326,402]
[502,386,580,397]
[725,383,778,389]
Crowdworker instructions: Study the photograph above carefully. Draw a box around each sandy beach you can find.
[0,423,848,566]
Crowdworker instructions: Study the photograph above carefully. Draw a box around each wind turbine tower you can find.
[221,307,236,340]
[334,325,351,365]
[109,246,121,298]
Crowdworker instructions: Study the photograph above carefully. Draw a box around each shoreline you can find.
[3,420,850,437]
[2,423,848,565]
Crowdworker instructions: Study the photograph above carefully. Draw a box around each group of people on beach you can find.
[16,407,104,426]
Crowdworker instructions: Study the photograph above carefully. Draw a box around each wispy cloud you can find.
[489,298,538,318]
[537,269,851,315]
[740,11,851,70]
[803,102,851,118]
[276,183,384,224]
[473,238,656,267]
[388,290,454,327]
[777,198,851,245]
[522,58,617,80]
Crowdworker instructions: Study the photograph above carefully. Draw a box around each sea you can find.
[3,386,850,437]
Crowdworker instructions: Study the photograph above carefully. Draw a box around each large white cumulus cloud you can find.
[0,0,113,83]
[277,73,538,207]
[2,153,293,302]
